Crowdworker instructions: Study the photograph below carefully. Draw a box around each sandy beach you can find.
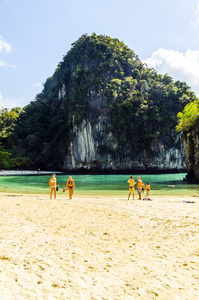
[0,192,199,299]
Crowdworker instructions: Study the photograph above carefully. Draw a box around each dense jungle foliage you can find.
[176,100,199,181]
[176,100,199,133]
[0,33,198,170]
[0,107,22,168]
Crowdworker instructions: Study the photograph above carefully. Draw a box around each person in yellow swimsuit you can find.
[137,176,143,200]
[66,176,75,199]
[127,175,136,200]
[49,173,57,200]
[146,182,150,197]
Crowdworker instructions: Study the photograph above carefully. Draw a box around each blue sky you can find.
[0,0,199,108]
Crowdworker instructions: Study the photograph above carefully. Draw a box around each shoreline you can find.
[0,169,187,176]
[0,170,63,176]
[0,193,198,299]
[0,191,198,200]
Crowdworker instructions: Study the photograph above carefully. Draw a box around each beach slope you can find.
[0,193,198,299]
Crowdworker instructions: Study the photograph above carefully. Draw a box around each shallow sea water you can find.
[0,173,198,196]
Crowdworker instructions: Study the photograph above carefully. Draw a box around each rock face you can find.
[60,74,188,173]
[62,83,187,173]
[182,120,199,182]
[63,115,186,173]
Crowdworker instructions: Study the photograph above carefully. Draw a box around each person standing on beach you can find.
[66,176,75,199]
[137,176,143,200]
[127,175,136,200]
[146,182,150,197]
[49,174,57,200]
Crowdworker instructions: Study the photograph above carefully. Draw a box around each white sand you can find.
[0,193,199,299]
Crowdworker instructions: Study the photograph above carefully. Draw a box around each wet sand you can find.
[0,192,199,299]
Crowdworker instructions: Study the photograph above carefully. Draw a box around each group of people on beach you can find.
[49,174,150,200]
[127,175,150,200]
[49,174,75,200]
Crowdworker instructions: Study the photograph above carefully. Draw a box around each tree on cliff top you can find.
[176,100,199,132]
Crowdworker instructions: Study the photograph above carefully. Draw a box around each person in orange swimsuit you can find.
[66,176,75,199]
[49,173,57,199]
[137,176,143,200]
[127,175,136,200]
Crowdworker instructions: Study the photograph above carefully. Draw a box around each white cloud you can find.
[143,48,199,96]
[0,35,12,53]
[0,59,16,68]
[0,92,24,109]
[0,36,14,69]
[191,1,199,26]
[0,59,6,66]
[31,82,43,89]
[0,91,7,108]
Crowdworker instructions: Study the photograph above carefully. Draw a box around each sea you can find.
[0,173,198,197]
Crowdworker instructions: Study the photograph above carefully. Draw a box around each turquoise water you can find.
[0,173,199,196]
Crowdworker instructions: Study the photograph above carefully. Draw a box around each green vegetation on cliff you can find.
[0,33,198,170]
[176,99,199,181]
[0,108,22,168]
[176,100,199,132]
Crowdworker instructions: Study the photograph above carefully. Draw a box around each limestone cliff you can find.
[64,119,186,172]
[182,119,199,182]
[10,34,196,172]
[63,91,186,172]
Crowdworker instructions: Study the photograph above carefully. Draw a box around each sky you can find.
[1,0,199,108]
